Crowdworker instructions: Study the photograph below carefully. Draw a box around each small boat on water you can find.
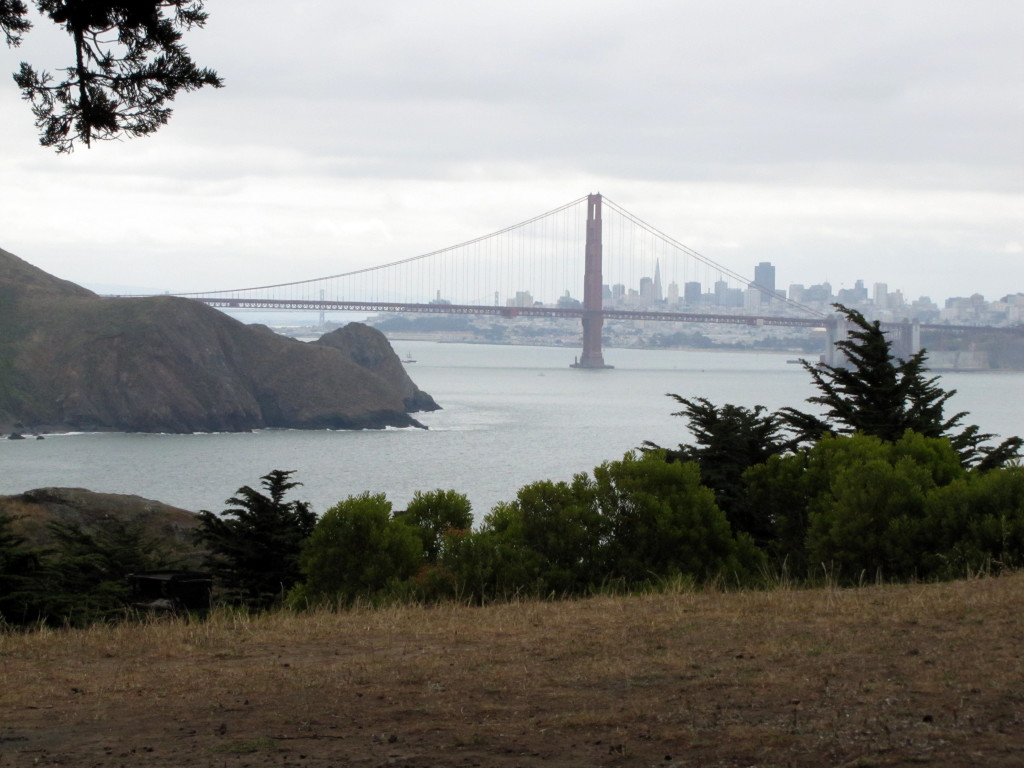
[402,352,417,364]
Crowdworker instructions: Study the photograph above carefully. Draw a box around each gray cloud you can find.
[1,0,1021,300]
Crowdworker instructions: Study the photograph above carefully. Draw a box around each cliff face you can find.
[0,248,439,434]
[315,324,439,412]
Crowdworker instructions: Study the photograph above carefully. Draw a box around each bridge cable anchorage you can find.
[174,195,591,298]
[601,196,826,320]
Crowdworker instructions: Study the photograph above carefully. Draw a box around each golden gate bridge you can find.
[170,194,935,367]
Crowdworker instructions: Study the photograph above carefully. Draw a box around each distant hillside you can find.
[0,248,438,433]
[0,487,203,565]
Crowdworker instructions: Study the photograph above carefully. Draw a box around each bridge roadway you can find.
[192,296,1024,335]
[192,297,828,329]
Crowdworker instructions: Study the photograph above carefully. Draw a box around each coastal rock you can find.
[315,323,440,412]
[0,247,439,433]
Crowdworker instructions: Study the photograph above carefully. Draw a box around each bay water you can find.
[2,342,1021,519]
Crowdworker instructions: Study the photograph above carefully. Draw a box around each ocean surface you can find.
[2,341,1022,519]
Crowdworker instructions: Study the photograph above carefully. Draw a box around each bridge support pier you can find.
[571,193,613,369]
[821,314,849,367]
[889,319,922,362]
[821,313,922,368]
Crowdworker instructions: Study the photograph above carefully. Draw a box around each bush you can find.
[746,431,1024,582]
[398,489,473,564]
[594,451,764,585]
[294,493,422,607]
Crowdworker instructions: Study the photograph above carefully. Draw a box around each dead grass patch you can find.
[3,576,1024,766]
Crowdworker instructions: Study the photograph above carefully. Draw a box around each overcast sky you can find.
[1,1,1021,303]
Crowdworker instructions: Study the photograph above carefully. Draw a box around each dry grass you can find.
[3,575,1024,766]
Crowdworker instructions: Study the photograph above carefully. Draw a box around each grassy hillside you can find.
[1,487,201,566]
[3,575,1023,766]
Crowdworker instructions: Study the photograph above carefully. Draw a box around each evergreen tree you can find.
[35,518,180,625]
[194,470,316,609]
[643,396,787,544]
[0,513,186,627]
[1,1,222,151]
[781,304,1021,469]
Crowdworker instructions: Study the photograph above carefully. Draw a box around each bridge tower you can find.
[572,193,613,369]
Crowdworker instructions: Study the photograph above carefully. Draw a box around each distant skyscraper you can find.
[667,281,679,304]
[753,261,776,304]
[874,282,889,309]
[653,260,663,302]
[640,276,654,302]
[684,281,702,305]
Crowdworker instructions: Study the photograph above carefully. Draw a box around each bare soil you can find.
[3,575,1024,767]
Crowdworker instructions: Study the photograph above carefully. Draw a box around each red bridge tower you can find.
[572,193,613,369]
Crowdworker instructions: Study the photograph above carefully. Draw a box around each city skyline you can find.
[559,258,1022,316]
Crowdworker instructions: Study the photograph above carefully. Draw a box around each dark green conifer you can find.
[194,470,316,609]
[2,1,222,151]
[643,397,786,544]
[0,511,44,625]
[781,304,1021,469]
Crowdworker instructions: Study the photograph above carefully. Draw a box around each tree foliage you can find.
[36,517,180,625]
[643,396,787,544]
[781,304,1021,469]
[1,512,183,627]
[0,511,44,625]
[193,470,315,609]
[742,431,1024,582]
[293,492,422,607]
[453,452,762,600]
[592,451,763,584]
[398,489,473,564]
[1,0,222,152]
[480,475,606,596]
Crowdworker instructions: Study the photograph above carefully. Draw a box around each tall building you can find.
[639,277,655,304]
[653,260,664,302]
[874,282,889,309]
[684,281,702,305]
[753,261,776,304]
[667,281,679,304]
[715,280,743,308]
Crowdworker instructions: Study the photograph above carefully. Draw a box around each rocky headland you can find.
[0,247,438,434]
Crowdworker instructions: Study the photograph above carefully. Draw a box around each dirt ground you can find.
[3,575,1024,767]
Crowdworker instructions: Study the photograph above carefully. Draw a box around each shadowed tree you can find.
[194,470,316,609]
[34,517,181,625]
[0,511,45,625]
[1,0,221,152]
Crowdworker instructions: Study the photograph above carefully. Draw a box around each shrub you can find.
[294,493,422,607]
